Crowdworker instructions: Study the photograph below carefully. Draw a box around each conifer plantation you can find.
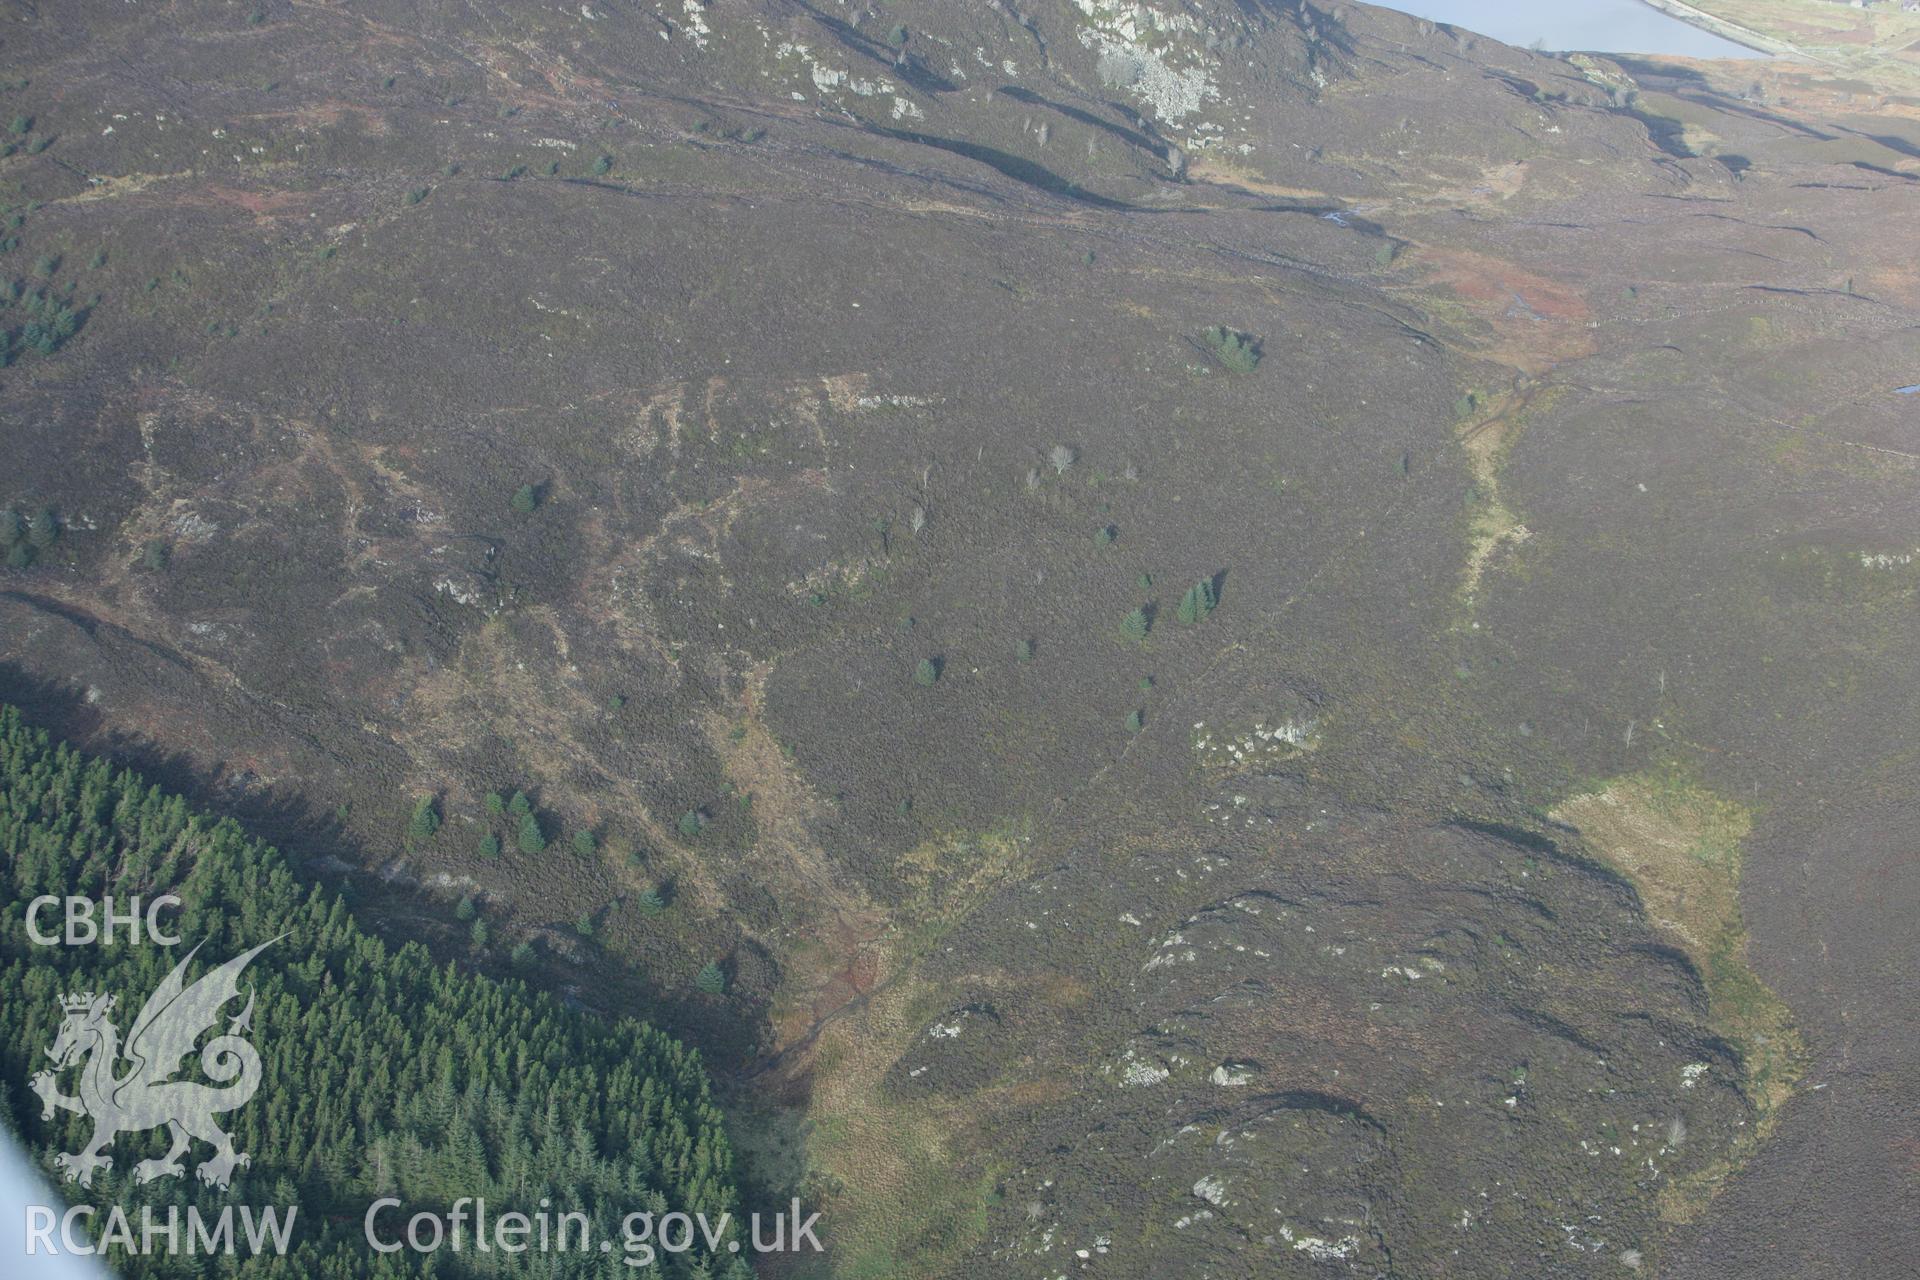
[0,706,744,1277]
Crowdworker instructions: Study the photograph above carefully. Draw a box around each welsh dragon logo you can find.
[30,938,278,1190]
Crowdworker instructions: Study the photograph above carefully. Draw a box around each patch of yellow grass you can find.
[1184,155,1331,200]
[58,171,188,203]
[791,968,1000,1280]
[778,823,1032,1277]
[896,819,1027,897]
[1553,769,1804,1218]
[1453,387,1562,619]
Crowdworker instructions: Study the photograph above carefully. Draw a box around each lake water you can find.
[1381,0,1769,58]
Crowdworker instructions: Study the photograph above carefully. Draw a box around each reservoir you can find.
[1381,0,1770,58]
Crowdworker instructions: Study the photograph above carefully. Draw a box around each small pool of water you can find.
[1381,1,1768,59]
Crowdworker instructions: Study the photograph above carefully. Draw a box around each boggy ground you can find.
[1,1,1917,1276]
